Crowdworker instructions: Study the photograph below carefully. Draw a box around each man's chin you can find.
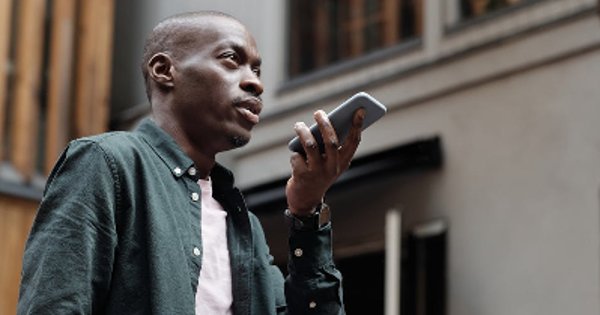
[229,135,250,148]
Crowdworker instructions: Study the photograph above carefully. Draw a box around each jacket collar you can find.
[135,118,236,191]
[135,119,195,179]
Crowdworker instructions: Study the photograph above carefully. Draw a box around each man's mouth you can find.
[236,97,262,125]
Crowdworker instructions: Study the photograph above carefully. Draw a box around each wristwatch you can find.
[284,203,331,231]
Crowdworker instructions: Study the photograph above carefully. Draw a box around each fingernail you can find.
[359,108,366,120]
[294,122,301,130]
[315,110,327,120]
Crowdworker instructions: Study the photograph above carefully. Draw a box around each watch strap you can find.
[284,203,331,231]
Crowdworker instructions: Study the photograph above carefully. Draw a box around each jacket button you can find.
[191,192,199,201]
[193,247,201,257]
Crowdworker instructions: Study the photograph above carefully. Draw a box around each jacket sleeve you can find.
[17,140,118,315]
[285,223,346,315]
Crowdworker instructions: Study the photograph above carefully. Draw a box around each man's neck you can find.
[153,113,216,180]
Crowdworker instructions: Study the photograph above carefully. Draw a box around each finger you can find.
[339,108,365,169]
[314,110,340,173]
[289,152,309,175]
[294,122,321,168]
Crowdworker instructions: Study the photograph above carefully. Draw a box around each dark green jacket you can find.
[17,119,345,314]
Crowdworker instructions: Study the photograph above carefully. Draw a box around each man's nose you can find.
[240,68,264,96]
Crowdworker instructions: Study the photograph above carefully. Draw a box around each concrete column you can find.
[444,0,462,27]
[385,209,402,315]
[424,0,443,61]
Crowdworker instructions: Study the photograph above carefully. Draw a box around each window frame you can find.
[279,0,424,84]
[445,0,553,34]
[283,0,424,93]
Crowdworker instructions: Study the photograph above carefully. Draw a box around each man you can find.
[17,11,364,315]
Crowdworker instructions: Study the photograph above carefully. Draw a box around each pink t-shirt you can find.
[195,178,233,315]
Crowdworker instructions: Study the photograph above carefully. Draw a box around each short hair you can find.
[140,11,237,101]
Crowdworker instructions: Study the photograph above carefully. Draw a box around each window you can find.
[461,0,527,20]
[0,0,114,184]
[288,0,423,78]
[336,252,385,314]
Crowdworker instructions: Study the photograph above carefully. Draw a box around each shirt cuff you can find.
[288,223,334,274]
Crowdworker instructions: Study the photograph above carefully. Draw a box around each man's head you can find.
[141,11,235,98]
[141,12,263,153]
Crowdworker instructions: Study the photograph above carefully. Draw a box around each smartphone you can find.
[288,92,387,154]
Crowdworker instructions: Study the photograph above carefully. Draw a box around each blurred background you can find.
[1,0,600,314]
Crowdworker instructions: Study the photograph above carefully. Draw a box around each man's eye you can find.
[223,53,239,63]
[253,68,261,77]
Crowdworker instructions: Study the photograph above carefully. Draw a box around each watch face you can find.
[318,203,331,227]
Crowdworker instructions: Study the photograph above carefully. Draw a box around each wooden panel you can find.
[289,0,301,76]
[91,0,114,135]
[73,0,97,138]
[0,196,38,315]
[383,0,400,45]
[0,0,14,162]
[414,0,423,35]
[11,0,47,181]
[74,0,114,138]
[315,0,329,68]
[348,0,364,58]
[45,0,77,174]
[469,0,488,17]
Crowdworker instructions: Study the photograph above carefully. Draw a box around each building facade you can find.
[109,1,600,314]
[1,0,599,314]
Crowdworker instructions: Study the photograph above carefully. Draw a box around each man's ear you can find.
[148,53,174,89]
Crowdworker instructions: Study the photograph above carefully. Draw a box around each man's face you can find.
[170,16,263,153]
